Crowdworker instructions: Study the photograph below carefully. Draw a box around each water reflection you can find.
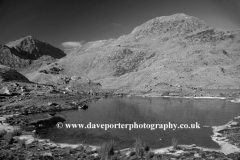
[38,97,240,149]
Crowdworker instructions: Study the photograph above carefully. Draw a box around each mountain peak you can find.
[25,35,35,39]
[7,35,37,48]
[131,13,208,37]
[5,36,65,60]
[171,13,190,17]
[26,35,33,38]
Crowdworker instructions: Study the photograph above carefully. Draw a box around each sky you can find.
[0,0,240,50]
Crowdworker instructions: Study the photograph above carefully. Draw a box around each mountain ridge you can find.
[0,36,66,74]
[15,14,240,92]
[130,13,209,37]
[6,35,66,59]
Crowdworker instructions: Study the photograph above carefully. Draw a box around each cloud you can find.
[62,41,82,48]
[111,22,122,27]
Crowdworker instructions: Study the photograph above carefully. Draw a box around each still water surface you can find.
[37,97,240,149]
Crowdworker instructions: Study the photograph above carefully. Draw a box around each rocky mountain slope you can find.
[27,13,240,93]
[0,45,31,68]
[6,35,65,59]
[0,65,29,83]
[0,36,65,73]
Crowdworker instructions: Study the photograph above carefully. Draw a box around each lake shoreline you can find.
[211,116,240,154]
[1,113,240,159]
[125,92,240,103]
[0,88,240,159]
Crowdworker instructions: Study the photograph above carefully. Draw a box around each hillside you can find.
[0,36,65,73]
[27,13,240,93]
[0,65,29,83]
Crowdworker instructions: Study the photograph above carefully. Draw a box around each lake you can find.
[37,97,240,149]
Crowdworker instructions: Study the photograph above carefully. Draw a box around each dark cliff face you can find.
[0,65,30,82]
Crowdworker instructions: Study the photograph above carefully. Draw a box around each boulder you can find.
[47,102,59,106]
[194,153,201,158]
[0,86,12,95]
[78,104,88,110]
[30,115,65,128]
[40,152,53,160]
[70,76,79,81]
[88,89,96,96]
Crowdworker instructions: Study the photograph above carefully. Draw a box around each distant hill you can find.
[26,13,240,91]
[6,35,65,59]
[0,36,66,74]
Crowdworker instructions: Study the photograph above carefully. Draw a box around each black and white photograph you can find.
[0,0,240,159]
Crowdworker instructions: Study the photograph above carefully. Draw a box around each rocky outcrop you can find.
[30,114,65,128]
[0,86,12,95]
[0,45,31,68]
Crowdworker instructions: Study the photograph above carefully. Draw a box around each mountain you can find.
[0,36,66,74]
[27,13,240,92]
[6,35,65,59]
[130,13,208,37]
